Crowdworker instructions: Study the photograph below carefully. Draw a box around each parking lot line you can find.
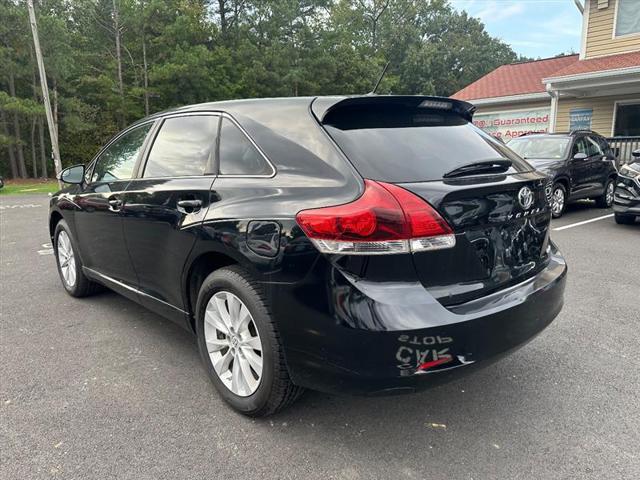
[553,213,614,231]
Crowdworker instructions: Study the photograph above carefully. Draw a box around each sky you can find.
[450,0,583,59]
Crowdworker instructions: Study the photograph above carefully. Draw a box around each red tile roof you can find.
[452,55,579,101]
[453,51,640,101]
[544,51,640,79]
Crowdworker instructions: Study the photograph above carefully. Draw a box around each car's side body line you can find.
[84,267,192,329]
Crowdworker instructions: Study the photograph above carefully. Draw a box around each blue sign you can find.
[570,108,593,130]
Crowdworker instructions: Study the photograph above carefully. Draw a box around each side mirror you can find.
[572,152,588,161]
[59,164,85,184]
[632,149,640,158]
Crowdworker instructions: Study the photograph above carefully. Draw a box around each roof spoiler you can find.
[311,95,476,123]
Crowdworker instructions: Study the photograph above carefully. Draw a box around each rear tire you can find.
[53,220,102,297]
[614,213,635,225]
[195,265,303,417]
[595,179,615,208]
[550,183,567,218]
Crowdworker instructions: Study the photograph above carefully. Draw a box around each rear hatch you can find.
[315,96,552,306]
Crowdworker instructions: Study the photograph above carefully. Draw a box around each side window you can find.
[595,136,612,156]
[585,136,602,156]
[218,117,272,176]
[572,137,588,156]
[143,115,219,178]
[93,123,152,183]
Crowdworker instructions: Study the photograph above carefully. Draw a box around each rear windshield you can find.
[323,105,532,182]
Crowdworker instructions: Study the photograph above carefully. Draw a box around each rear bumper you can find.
[269,245,567,395]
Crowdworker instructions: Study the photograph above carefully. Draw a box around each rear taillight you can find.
[295,180,455,255]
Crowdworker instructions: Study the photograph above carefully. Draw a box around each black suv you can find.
[507,131,618,218]
[50,96,567,416]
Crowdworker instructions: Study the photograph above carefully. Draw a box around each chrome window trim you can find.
[88,120,157,183]
[90,109,277,182]
[138,112,221,180]
[134,110,276,180]
[217,112,277,179]
[129,175,216,181]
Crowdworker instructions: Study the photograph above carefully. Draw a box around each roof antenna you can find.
[368,61,390,95]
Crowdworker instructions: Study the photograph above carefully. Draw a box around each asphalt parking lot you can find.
[1,194,639,480]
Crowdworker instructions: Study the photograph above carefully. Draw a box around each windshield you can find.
[507,137,570,160]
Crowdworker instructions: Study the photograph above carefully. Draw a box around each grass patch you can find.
[0,179,60,195]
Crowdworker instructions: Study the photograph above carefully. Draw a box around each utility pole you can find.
[27,0,63,185]
[113,0,125,128]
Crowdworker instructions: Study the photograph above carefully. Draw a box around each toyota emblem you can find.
[518,186,534,210]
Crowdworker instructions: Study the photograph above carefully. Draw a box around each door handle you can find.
[177,199,202,214]
[108,197,123,212]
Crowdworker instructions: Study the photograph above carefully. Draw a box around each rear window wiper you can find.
[443,159,512,178]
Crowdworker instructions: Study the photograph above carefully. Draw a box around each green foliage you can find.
[0,91,44,116]
[0,179,60,195]
[1,0,520,177]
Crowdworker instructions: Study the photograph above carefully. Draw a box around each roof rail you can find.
[569,129,595,135]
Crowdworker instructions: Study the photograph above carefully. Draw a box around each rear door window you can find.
[322,106,531,183]
[143,115,219,178]
[586,136,603,156]
[595,136,612,156]
[218,117,273,176]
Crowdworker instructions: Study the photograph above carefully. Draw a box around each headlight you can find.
[619,165,640,179]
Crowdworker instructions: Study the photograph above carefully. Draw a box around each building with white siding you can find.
[452,0,640,162]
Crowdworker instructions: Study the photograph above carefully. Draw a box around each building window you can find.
[613,103,640,136]
[615,0,640,37]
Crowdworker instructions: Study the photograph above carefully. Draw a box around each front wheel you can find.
[195,266,303,416]
[595,179,615,208]
[550,183,567,218]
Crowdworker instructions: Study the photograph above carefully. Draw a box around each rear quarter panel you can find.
[182,98,364,308]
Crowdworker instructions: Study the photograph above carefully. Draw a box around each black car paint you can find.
[512,133,618,202]
[401,173,551,306]
[49,95,567,395]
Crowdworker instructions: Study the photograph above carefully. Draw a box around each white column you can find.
[547,87,559,133]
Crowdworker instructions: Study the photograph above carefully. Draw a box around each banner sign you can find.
[473,108,550,141]
[569,108,593,130]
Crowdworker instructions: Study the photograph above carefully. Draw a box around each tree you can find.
[0,0,521,178]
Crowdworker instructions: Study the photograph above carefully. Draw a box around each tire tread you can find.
[199,265,303,417]
[54,220,102,298]
[595,179,614,208]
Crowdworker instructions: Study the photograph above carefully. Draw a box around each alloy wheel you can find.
[204,291,263,397]
[551,187,565,216]
[57,230,77,288]
[606,182,614,206]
